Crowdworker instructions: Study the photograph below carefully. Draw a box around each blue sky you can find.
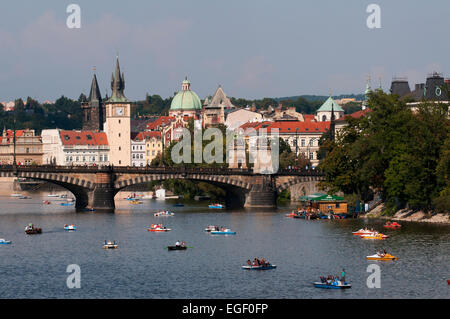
[0,0,449,101]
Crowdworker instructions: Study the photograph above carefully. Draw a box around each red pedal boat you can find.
[384,221,401,229]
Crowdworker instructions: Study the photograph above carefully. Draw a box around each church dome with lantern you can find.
[169,77,202,116]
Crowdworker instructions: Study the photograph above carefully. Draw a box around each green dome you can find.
[170,77,202,111]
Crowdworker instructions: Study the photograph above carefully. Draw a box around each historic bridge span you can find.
[0,165,324,211]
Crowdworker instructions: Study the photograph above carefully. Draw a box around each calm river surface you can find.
[0,194,449,299]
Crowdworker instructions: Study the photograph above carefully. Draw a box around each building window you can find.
[119,120,121,124]
[152,150,155,156]
[119,146,121,151]
[322,115,327,122]
[119,133,121,137]
[301,139,305,147]
[309,152,314,160]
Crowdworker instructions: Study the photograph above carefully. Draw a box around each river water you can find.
[0,194,449,299]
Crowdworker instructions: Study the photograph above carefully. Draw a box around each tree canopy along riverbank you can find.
[318,88,450,215]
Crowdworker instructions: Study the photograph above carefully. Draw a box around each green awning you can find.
[311,194,345,202]
[298,193,327,201]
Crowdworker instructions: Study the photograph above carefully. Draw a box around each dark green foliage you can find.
[318,89,450,214]
[0,96,82,134]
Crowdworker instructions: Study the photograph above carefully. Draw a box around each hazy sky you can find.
[0,0,449,102]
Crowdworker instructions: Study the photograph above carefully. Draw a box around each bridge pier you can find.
[85,185,116,212]
[244,176,277,209]
[79,172,115,212]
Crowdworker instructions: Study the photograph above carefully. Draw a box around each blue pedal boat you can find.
[210,229,236,235]
[208,204,224,209]
[60,202,74,206]
[0,239,12,244]
[313,281,351,289]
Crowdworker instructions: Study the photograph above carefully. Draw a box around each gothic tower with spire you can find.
[81,71,104,131]
[103,56,131,166]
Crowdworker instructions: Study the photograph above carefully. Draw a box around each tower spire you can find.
[108,55,127,102]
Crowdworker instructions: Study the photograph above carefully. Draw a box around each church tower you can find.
[104,56,131,166]
[81,71,104,131]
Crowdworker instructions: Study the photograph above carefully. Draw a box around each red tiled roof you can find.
[336,108,371,122]
[303,114,317,122]
[145,116,175,130]
[59,130,108,146]
[240,121,329,134]
[134,131,161,141]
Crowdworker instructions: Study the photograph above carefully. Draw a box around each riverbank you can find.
[364,203,450,224]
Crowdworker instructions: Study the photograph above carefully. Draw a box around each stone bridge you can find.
[0,165,324,211]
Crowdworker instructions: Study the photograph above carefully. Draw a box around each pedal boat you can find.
[167,245,187,251]
[154,210,174,217]
[210,228,236,235]
[25,224,42,234]
[366,253,398,261]
[103,241,118,249]
[360,233,388,240]
[242,264,276,270]
[208,203,224,209]
[0,239,12,244]
[383,222,402,229]
[352,229,375,236]
[148,225,171,232]
[313,281,351,289]
[64,224,77,231]
[204,225,219,232]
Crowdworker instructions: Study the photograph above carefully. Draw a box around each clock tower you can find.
[104,56,131,166]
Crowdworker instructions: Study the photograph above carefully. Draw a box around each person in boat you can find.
[247,260,251,266]
[175,240,181,247]
[181,241,186,247]
[341,269,346,282]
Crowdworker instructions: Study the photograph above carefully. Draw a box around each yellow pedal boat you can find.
[366,253,398,261]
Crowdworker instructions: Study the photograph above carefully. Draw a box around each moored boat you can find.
[103,240,118,249]
[25,224,42,234]
[130,200,142,204]
[60,202,74,206]
[42,200,51,205]
[0,239,12,244]
[366,253,398,261]
[208,203,224,209]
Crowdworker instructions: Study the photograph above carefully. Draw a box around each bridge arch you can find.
[114,173,252,192]
[276,176,322,194]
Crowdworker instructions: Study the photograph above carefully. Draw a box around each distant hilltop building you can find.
[1,101,15,111]
[390,72,449,101]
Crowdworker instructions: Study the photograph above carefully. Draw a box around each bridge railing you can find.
[0,164,323,176]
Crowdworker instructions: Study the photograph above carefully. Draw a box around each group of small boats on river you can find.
[286,209,350,220]
[7,197,445,288]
